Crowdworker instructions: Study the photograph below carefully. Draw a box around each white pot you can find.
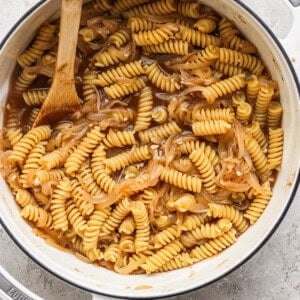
[0,0,300,299]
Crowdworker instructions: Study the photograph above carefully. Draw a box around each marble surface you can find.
[0,1,300,299]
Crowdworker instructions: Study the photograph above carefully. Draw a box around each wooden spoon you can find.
[33,0,82,127]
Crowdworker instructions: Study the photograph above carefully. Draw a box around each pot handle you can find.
[280,0,300,78]
[0,266,41,300]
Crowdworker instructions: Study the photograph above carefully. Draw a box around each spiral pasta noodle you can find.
[192,120,232,136]
[8,126,51,166]
[113,0,152,14]
[127,17,155,33]
[138,121,181,144]
[201,74,246,104]
[103,129,136,148]
[123,0,177,18]
[70,179,95,216]
[160,166,202,193]
[131,201,150,253]
[183,218,232,242]
[50,177,72,231]
[104,77,147,100]
[132,87,153,131]
[17,23,56,68]
[19,141,46,187]
[23,89,48,107]
[214,61,245,77]
[181,213,207,231]
[15,69,38,95]
[153,225,180,248]
[268,128,284,171]
[143,40,189,56]
[82,70,98,103]
[6,128,23,146]
[101,198,131,236]
[236,102,252,123]
[158,253,195,272]
[189,150,217,193]
[65,200,87,237]
[267,101,283,129]
[15,189,37,208]
[141,240,183,273]
[177,1,201,18]
[93,61,145,87]
[133,24,178,46]
[218,48,264,75]
[246,121,267,151]
[194,18,217,33]
[83,207,111,251]
[119,216,135,235]
[104,145,152,172]
[190,229,237,261]
[244,182,272,224]
[255,86,275,128]
[108,30,131,48]
[207,203,249,233]
[193,108,234,123]
[246,75,260,101]
[245,136,269,177]
[65,126,104,176]
[152,106,168,124]
[177,26,220,48]
[94,45,130,68]
[144,62,181,93]
[21,205,52,228]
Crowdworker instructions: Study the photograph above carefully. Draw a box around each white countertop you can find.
[0,1,299,299]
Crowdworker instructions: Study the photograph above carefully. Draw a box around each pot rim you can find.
[0,0,299,299]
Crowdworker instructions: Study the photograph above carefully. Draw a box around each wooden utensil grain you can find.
[33,0,82,127]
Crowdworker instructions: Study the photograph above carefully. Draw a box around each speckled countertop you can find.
[0,1,300,299]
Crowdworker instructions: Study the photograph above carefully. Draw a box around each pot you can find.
[0,0,300,299]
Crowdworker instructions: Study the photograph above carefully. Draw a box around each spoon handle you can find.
[54,0,82,84]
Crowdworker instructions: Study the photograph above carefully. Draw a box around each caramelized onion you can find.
[92,161,163,208]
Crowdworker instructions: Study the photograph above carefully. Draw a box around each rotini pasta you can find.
[189,150,217,193]
[268,128,284,171]
[143,40,189,56]
[8,126,51,166]
[177,1,201,18]
[244,182,272,224]
[144,62,181,93]
[104,77,147,100]
[177,26,220,48]
[138,121,181,144]
[50,177,72,231]
[93,61,145,87]
[267,101,283,129]
[133,25,178,46]
[192,120,232,136]
[134,87,154,131]
[65,126,104,176]
[201,74,246,104]
[152,106,168,124]
[17,23,56,68]
[160,166,202,193]
[207,204,249,233]
[23,89,48,107]
[190,229,237,261]
[123,0,177,18]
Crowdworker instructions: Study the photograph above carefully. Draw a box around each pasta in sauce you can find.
[0,0,283,274]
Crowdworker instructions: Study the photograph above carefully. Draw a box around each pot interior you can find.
[0,0,299,298]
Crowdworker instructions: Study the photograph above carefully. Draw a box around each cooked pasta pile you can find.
[0,0,284,274]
